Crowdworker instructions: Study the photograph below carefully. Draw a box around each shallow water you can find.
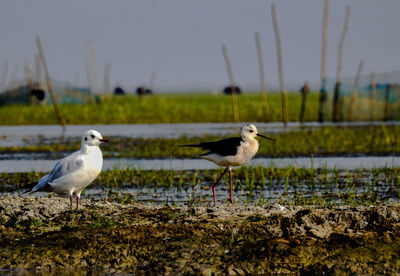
[1,156,400,173]
[19,168,396,207]
[1,121,399,147]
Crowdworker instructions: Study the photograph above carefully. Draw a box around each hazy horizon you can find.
[1,1,399,93]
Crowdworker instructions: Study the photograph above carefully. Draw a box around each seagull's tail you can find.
[20,181,38,195]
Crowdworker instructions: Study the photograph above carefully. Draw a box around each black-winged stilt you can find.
[181,124,275,206]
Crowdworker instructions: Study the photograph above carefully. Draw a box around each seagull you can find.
[24,130,109,209]
[181,124,275,206]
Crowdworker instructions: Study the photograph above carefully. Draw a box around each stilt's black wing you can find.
[185,137,243,156]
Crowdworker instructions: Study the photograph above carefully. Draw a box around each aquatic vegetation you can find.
[0,92,321,125]
[3,124,400,159]
[2,166,400,207]
[1,91,398,125]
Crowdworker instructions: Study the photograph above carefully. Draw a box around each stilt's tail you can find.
[179,144,201,148]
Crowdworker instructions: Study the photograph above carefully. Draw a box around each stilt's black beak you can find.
[257,133,276,141]
[100,138,109,143]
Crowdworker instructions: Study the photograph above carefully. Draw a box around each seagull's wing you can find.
[31,151,84,192]
[198,137,243,156]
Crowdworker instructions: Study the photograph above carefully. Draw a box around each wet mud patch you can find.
[0,195,400,274]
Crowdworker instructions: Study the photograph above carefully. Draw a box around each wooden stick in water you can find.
[318,0,329,123]
[333,5,350,122]
[271,4,287,125]
[383,84,390,121]
[36,36,66,131]
[299,81,310,123]
[0,62,8,91]
[254,31,269,122]
[103,62,111,95]
[348,60,364,121]
[370,71,377,121]
[221,44,239,123]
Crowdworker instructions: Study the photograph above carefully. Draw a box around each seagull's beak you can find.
[100,138,109,143]
[257,133,276,141]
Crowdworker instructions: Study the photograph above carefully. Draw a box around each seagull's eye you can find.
[85,137,87,141]
[249,130,254,133]
[91,135,95,139]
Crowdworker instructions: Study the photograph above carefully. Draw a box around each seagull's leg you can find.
[76,195,80,210]
[212,167,228,207]
[229,167,234,205]
[69,194,73,209]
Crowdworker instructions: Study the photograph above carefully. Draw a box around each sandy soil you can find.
[1,195,400,274]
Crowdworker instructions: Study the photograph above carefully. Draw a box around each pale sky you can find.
[0,0,399,93]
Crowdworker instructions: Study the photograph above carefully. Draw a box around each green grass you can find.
[2,124,400,158]
[1,91,399,125]
[0,92,325,125]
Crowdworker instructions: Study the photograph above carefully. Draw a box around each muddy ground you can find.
[0,195,400,275]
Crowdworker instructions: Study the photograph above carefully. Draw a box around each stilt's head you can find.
[240,124,275,141]
[82,130,109,147]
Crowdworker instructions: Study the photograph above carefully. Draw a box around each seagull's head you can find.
[82,130,109,146]
[240,124,275,142]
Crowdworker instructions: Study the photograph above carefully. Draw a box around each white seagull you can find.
[25,130,109,209]
[181,124,275,206]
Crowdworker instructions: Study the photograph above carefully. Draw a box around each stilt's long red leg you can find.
[76,196,80,210]
[212,167,229,206]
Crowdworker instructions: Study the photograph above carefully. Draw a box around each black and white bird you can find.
[181,124,275,206]
[24,130,109,209]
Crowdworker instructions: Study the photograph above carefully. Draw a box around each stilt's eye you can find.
[85,137,87,141]
[249,130,254,133]
[91,135,95,139]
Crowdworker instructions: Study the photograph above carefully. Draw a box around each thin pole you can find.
[9,63,20,87]
[103,62,111,94]
[149,69,157,91]
[299,80,310,123]
[24,58,32,86]
[36,37,66,131]
[87,41,99,94]
[383,84,391,121]
[0,62,8,91]
[333,5,350,122]
[221,44,239,123]
[254,32,269,122]
[271,4,288,125]
[34,54,42,84]
[348,60,364,121]
[318,0,329,123]
[85,43,93,92]
[370,71,377,121]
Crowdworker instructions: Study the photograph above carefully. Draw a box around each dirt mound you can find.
[1,195,400,274]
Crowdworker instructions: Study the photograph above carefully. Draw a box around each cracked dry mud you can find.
[0,195,400,274]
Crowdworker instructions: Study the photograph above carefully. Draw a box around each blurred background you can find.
[0,0,399,93]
